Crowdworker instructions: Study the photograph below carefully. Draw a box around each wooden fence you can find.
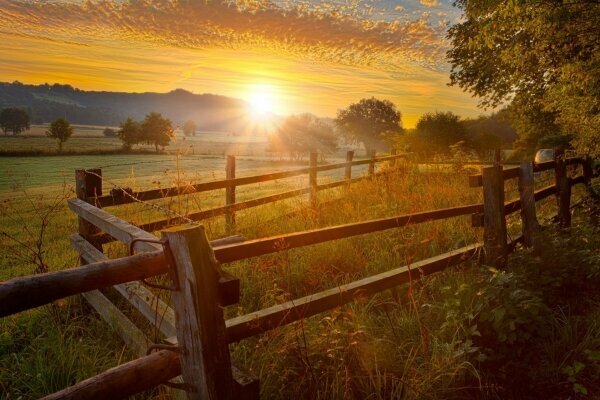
[0,151,596,399]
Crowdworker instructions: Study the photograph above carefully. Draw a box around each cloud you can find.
[420,0,440,7]
[0,0,448,71]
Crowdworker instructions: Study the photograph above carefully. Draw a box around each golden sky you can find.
[0,0,482,127]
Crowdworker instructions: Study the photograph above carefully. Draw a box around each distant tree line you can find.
[117,112,174,152]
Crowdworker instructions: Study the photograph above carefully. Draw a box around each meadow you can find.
[0,145,599,399]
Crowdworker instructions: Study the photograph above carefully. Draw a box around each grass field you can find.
[1,155,599,399]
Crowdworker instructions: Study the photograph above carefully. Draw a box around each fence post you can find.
[482,165,507,267]
[583,156,599,225]
[309,152,318,208]
[369,150,376,178]
[75,168,103,251]
[163,225,235,400]
[554,148,571,228]
[345,150,354,184]
[518,161,540,249]
[226,155,236,234]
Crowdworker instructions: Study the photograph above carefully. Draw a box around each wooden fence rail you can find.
[1,149,596,400]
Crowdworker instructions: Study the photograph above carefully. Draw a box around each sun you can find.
[247,84,276,119]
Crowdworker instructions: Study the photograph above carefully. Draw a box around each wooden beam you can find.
[214,203,483,264]
[41,350,181,400]
[71,234,177,338]
[163,225,234,400]
[76,169,103,251]
[225,243,482,342]
[0,250,166,318]
[92,154,409,207]
[226,155,236,234]
[68,199,240,306]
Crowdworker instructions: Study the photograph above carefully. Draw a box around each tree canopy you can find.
[448,0,600,155]
[0,107,30,135]
[412,111,467,155]
[46,118,73,152]
[269,114,337,160]
[118,118,141,150]
[141,112,173,152]
[335,97,403,156]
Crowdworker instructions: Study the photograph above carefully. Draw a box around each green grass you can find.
[1,159,599,399]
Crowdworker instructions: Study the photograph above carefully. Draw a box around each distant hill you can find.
[0,81,279,134]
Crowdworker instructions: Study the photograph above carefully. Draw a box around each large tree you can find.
[447,0,600,155]
[412,111,467,156]
[269,114,337,160]
[0,107,30,135]
[46,118,73,152]
[118,118,141,150]
[335,97,403,156]
[140,112,173,152]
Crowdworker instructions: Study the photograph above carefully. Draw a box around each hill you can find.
[0,81,275,134]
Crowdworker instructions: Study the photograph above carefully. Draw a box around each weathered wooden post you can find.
[75,168,103,251]
[482,165,507,267]
[369,150,376,178]
[345,150,354,184]
[554,148,571,228]
[518,161,541,249]
[226,155,236,234]
[163,225,235,400]
[309,151,318,208]
[583,156,599,225]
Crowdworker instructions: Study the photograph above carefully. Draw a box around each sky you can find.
[0,0,482,128]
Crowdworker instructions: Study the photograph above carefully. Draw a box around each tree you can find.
[447,1,600,155]
[183,120,197,137]
[0,107,30,135]
[269,114,338,160]
[335,97,403,156]
[413,111,467,156]
[462,109,517,157]
[46,118,73,152]
[117,118,140,150]
[140,112,173,152]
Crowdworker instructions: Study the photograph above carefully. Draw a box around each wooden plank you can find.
[81,290,148,357]
[41,349,181,400]
[92,154,409,207]
[226,155,236,234]
[482,165,507,267]
[68,199,240,306]
[518,162,540,248]
[0,250,166,317]
[163,225,234,400]
[225,243,482,343]
[555,149,572,228]
[71,234,177,338]
[214,203,484,264]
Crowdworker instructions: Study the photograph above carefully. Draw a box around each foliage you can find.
[183,119,196,136]
[45,118,73,152]
[102,127,116,137]
[0,107,30,136]
[448,0,600,155]
[411,111,467,156]
[117,118,141,150]
[462,109,516,157]
[140,112,173,152]
[268,114,337,160]
[335,97,403,156]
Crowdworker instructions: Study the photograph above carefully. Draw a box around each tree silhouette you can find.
[0,108,30,135]
[46,118,73,152]
[269,114,337,160]
[183,120,197,136]
[118,118,141,150]
[335,97,403,156]
[141,112,173,152]
[413,111,467,156]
